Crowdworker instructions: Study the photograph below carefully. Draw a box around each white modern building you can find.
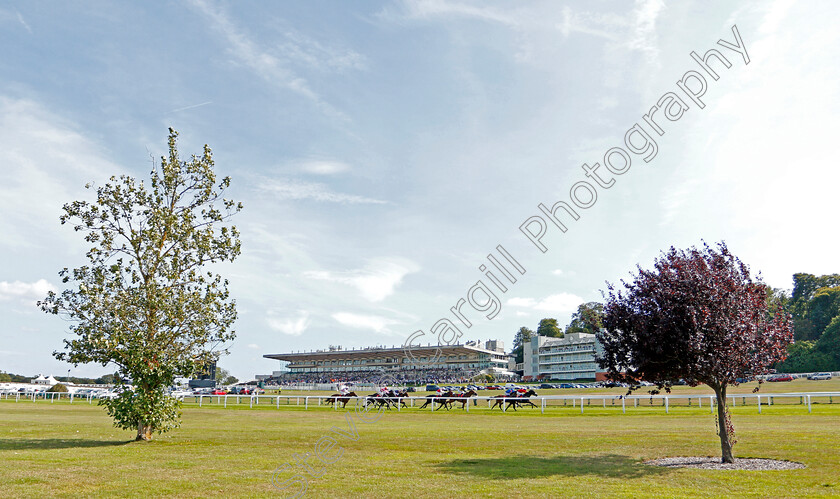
[523,332,606,381]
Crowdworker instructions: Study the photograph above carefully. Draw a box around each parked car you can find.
[425,384,439,392]
[768,374,793,382]
[211,389,228,395]
[538,383,554,389]
[807,372,832,380]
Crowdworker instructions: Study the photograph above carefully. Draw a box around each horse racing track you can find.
[1,399,838,497]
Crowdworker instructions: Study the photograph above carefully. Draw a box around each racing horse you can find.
[364,390,408,410]
[325,391,357,408]
[444,389,477,410]
[490,389,538,411]
[417,390,454,410]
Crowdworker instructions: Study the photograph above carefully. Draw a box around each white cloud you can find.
[626,0,664,65]
[188,0,352,123]
[507,293,583,313]
[332,312,399,334]
[279,28,367,73]
[266,311,310,336]
[551,269,564,276]
[258,177,386,204]
[304,258,419,302]
[299,160,351,175]
[382,0,517,26]
[0,9,32,33]
[0,97,122,250]
[506,297,536,308]
[247,343,260,349]
[0,279,56,304]
[16,10,31,34]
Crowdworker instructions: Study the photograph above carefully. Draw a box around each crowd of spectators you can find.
[274,368,480,386]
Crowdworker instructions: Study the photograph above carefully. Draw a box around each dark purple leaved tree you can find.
[597,242,792,463]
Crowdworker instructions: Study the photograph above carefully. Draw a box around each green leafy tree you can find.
[95,373,118,385]
[215,367,239,386]
[814,315,840,369]
[789,273,840,340]
[765,287,789,316]
[781,315,840,372]
[565,302,604,335]
[48,383,69,393]
[790,273,840,309]
[536,318,563,338]
[777,341,819,372]
[0,373,11,382]
[39,129,242,441]
[807,287,840,337]
[511,327,534,364]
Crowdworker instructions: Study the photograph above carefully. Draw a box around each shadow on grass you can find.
[437,454,668,479]
[0,439,133,450]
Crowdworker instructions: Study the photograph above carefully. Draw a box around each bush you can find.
[48,383,69,393]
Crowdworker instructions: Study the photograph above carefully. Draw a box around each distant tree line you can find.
[774,273,840,372]
[0,371,119,384]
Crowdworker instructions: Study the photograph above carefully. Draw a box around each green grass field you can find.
[1,387,838,498]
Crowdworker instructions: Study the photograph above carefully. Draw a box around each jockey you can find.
[505,386,517,397]
[379,385,389,395]
[339,384,350,396]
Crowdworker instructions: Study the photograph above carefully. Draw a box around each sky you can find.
[1,1,838,381]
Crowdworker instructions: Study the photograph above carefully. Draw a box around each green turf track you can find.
[0,398,838,498]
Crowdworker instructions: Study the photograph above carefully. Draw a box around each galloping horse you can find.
[417,390,454,410]
[325,391,357,408]
[446,389,477,410]
[365,390,408,410]
[490,389,538,411]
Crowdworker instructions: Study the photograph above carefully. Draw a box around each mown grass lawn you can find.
[0,399,837,498]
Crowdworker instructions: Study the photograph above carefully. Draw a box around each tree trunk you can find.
[713,384,734,463]
[136,421,153,441]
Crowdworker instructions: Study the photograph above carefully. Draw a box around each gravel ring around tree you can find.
[644,457,805,470]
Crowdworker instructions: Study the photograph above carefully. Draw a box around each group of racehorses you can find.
[324,389,539,411]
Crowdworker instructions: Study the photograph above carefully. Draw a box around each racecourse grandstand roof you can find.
[264,342,506,362]
[264,341,511,376]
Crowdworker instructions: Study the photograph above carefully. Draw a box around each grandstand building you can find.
[263,340,513,381]
[523,332,607,381]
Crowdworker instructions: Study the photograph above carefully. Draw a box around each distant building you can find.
[524,332,606,381]
[32,375,60,386]
[188,361,216,389]
[264,341,513,379]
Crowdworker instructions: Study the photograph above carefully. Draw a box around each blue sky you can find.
[1,1,838,381]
